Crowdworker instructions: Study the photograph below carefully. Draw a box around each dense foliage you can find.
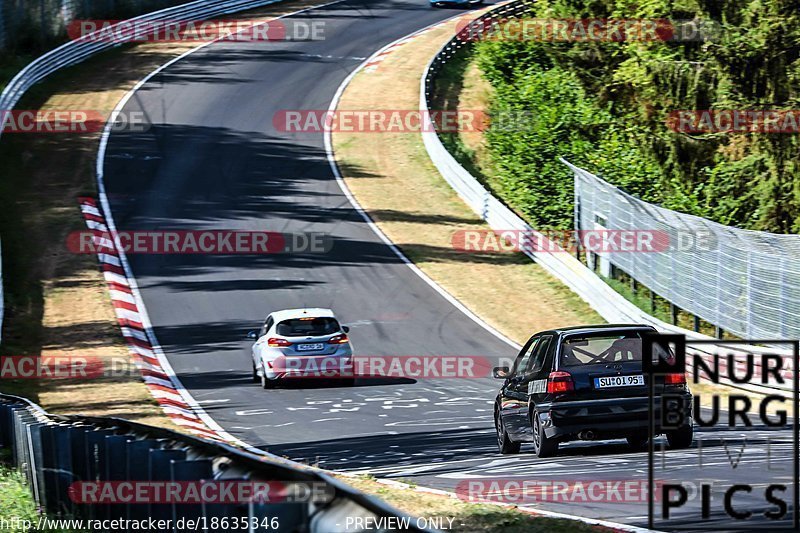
[472,0,800,232]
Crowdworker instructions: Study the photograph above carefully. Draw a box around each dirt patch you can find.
[332,14,602,345]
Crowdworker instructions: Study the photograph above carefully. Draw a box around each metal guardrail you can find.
[419,0,795,395]
[0,394,431,532]
[0,1,435,528]
[0,0,289,138]
[0,0,298,352]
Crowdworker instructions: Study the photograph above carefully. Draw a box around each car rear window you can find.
[560,335,645,367]
[276,317,340,337]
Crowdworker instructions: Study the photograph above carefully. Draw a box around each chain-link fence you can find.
[0,0,192,54]
[571,163,800,340]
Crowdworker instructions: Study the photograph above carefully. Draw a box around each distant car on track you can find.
[248,308,353,388]
[430,0,483,7]
[493,324,693,457]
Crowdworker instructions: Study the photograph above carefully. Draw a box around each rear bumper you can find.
[540,393,692,439]
[262,351,353,381]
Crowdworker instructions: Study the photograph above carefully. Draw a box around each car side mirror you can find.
[493,366,510,379]
[247,330,258,340]
[342,326,350,333]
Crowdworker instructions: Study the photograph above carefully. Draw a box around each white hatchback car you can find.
[248,308,354,388]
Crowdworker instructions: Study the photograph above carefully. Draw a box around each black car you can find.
[493,324,693,457]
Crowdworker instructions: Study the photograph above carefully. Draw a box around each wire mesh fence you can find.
[571,163,800,340]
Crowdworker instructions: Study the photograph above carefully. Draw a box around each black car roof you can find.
[538,324,657,337]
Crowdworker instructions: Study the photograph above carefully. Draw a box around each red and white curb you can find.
[78,196,230,443]
[363,13,474,72]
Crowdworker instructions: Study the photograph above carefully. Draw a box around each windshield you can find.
[276,317,340,337]
[560,335,644,367]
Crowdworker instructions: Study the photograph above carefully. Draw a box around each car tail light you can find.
[267,338,292,347]
[328,334,349,345]
[547,371,574,393]
[665,373,686,385]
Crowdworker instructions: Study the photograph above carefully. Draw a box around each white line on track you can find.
[322,17,521,353]
[94,2,657,530]
[95,0,348,452]
[322,8,657,532]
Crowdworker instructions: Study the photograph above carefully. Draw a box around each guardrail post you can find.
[1,395,431,533]
[27,422,48,509]
[13,407,35,480]
[105,434,132,521]
[53,425,78,517]
[170,458,213,532]
[126,438,162,522]
[0,402,14,449]
[39,424,62,515]
[85,429,115,520]
[69,427,91,518]
[149,448,187,522]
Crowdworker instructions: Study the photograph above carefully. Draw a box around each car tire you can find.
[667,424,693,449]
[531,410,558,458]
[495,410,520,454]
[261,367,276,389]
[626,433,649,450]
[251,361,259,383]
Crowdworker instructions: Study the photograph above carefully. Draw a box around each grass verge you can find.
[332,12,602,346]
[364,17,785,414]
[340,475,610,533]
[0,450,81,532]
[0,0,330,428]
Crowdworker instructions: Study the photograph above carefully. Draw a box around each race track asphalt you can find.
[101,0,797,528]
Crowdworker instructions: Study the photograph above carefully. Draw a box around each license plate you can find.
[297,343,324,352]
[594,375,644,388]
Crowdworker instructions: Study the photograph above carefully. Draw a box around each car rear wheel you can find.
[626,433,649,450]
[495,410,520,454]
[260,367,276,389]
[251,361,259,383]
[531,411,558,458]
[667,424,693,449]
